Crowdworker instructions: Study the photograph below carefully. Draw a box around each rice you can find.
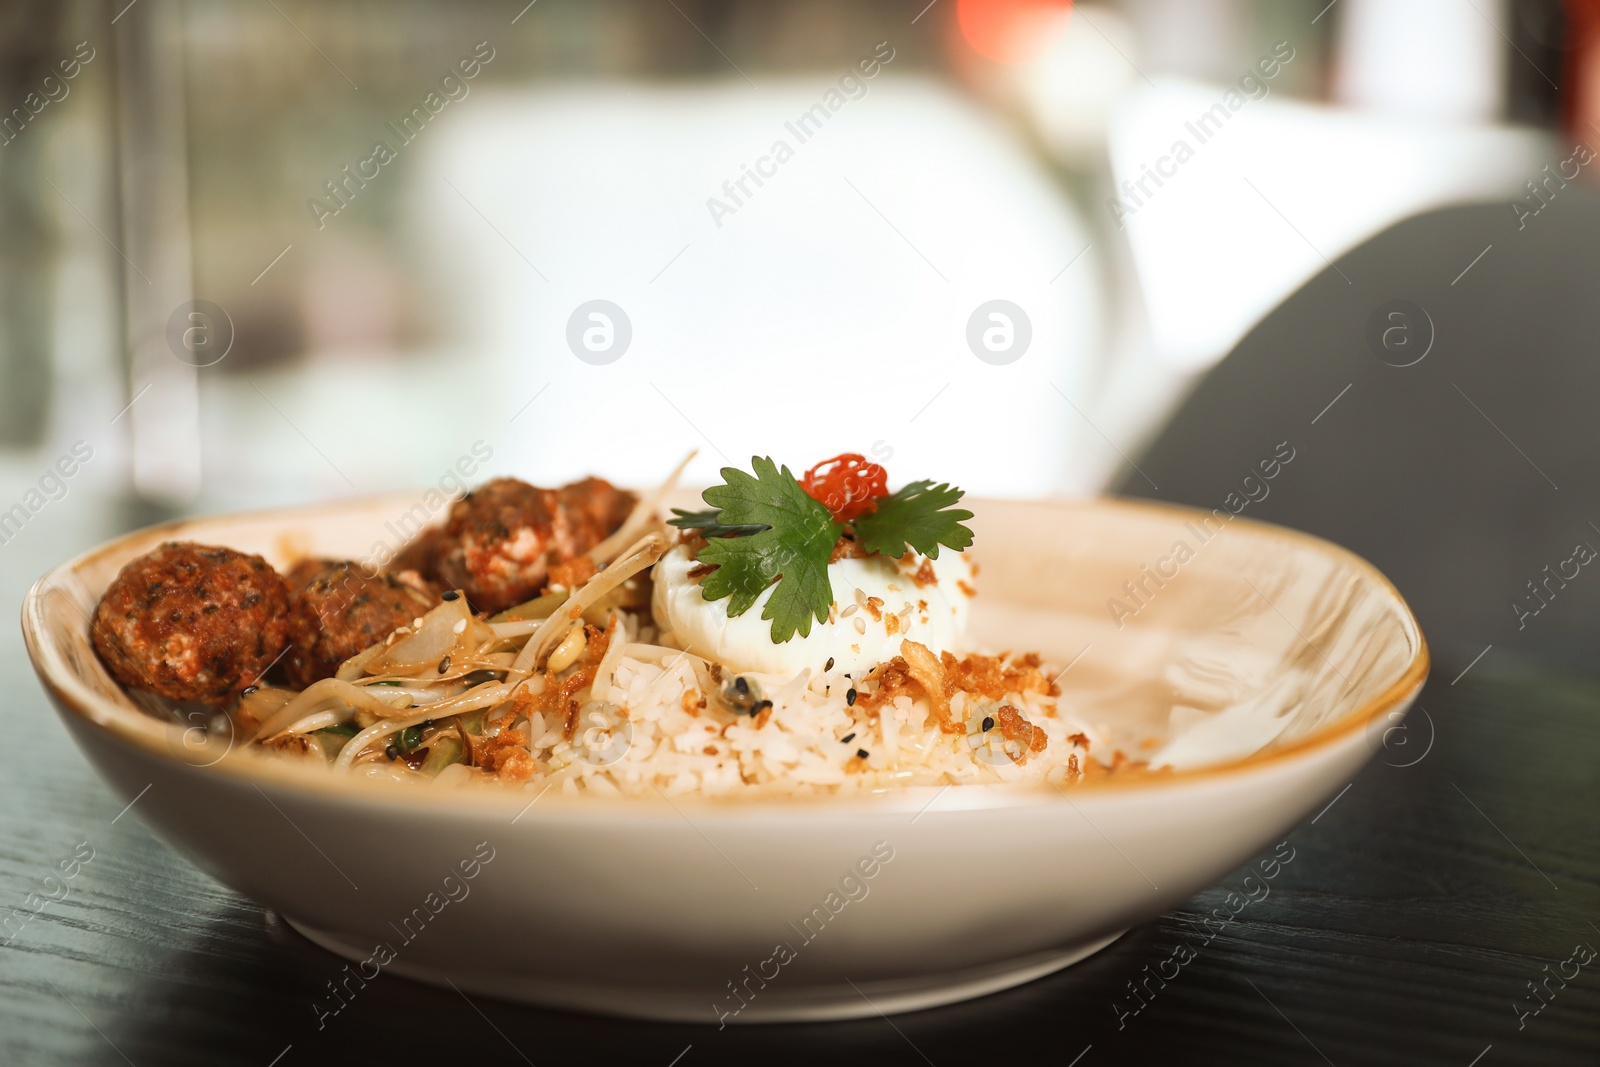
[511,616,1102,798]
[243,578,1106,793]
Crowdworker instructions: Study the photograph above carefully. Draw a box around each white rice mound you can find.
[512,619,1102,799]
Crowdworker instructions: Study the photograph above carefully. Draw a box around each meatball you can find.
[432,477,636,613]
[561,476,637,533]
[91,542,292,705]
[283,556,330,593]
[389,523,442,578]
[283,561,441,688]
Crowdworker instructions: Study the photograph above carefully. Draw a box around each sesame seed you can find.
[385,744,400,760]
[856,748,869,759]
[240,685,259,697]
[438,655,451,674]
[442,590,460,601]
[846,688,857,706]
[840,732,856,744]
[981,716,994,731]
[840,604,858,619]
[853,617,867,635]
[824,657,834,672]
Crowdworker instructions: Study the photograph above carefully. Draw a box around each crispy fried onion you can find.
[896,639,958,733]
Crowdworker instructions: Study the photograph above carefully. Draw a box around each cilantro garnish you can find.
[667,508,769,539]
[853,481,974,559]
[673,456,975,644]
[694,458,840,643]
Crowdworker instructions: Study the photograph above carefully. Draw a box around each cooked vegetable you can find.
[490,580,646,629]
[508,532,668,679]
[546,624,588,673]
[587,449,696,565]
[364,596,473,675]
[490,589,569,623]
[419,735,464,775]
[314,722,359,759]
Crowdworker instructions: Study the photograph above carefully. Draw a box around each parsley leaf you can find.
[694,457,841,643]
[667,507,769,539]
[853,480,974,559]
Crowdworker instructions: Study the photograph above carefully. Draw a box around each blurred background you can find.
[2,0,1598,667]
[10,9,1600,1062]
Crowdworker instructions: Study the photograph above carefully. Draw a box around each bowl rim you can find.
[21,491,1429,818]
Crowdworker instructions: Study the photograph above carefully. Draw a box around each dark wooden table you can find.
[7,194,1600,1064]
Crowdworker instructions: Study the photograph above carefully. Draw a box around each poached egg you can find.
[651,543,974,676]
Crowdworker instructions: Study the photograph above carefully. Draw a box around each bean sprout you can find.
[587,450,694,566]
[509,532,667,681]
[245,524,670,774]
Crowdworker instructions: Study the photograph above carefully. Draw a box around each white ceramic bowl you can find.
[21,494,1427,1023]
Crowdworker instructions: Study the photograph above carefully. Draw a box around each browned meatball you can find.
[286,554,433,600]
[562,476,637,533]
[283,561,441,688]
[432,477,636,613]
[389,523,442,578]
[91,542,291,705]
[283,556,330,593]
